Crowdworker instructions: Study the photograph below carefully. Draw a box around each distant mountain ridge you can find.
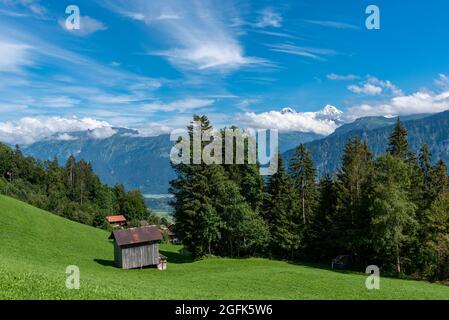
[283,111,449,176]
[21,128,323,194]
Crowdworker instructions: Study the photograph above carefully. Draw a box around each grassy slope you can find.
[1,195,449,300]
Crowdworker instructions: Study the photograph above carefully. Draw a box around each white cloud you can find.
[88,127,117,139]
[141,98,215,112]
[0,117,112,144]
[0,39,33,72]
[59,16,107,37]
[348,76,402,96]
[255,8,282,28]
[136,123,176,137]
[348,83,383,95]
[236,105,343,135]
[54,133,77,141]
[327,73,359,81]
[346,90,449,120]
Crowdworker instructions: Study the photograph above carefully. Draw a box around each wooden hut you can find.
[106,215,127,229]
[109,226,165,269]
[167,222,178,244]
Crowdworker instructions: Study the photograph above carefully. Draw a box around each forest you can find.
[170,115,449,281]
[0,145,161,228]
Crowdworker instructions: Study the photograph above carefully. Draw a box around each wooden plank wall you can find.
[119,243,160,269]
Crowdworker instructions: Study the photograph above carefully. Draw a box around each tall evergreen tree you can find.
[387,119,410,160]
[263,152,301,259]
[370,154,417,274]
[289,144,317,225]
[335,137,373,259]
[413,144,433,211]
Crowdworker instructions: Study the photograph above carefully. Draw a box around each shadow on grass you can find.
[160,249,193,264]
[94,258,117,268]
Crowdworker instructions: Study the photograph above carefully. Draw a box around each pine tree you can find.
[263,152,301,259]
[387,119,410,160]
[289,144,317,226]
[335,137,373,259]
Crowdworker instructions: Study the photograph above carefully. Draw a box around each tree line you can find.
[171,116,449,281]
[0,144,154,228]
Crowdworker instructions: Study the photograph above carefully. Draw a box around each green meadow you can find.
[1,195,449,300]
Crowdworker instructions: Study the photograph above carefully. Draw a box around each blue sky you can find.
[1,0,449,144]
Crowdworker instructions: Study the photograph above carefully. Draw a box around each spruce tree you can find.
[387,119,410,160]
[370,154,417,274]
[335,137,373,259]
[289,144,317,226]
[414,144,433,210]
[263,151,301,259]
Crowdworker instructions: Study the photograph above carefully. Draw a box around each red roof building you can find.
[105,215,127,228]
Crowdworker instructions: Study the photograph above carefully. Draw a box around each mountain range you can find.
[21,126,322,195]
[16,108,449,198]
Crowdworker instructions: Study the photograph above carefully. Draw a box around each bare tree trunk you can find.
[396,244,401,274]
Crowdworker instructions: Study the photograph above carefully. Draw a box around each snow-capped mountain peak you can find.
[280,107,296,114]
[318,105,343,117]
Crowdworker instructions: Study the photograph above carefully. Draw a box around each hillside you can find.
[1,195,449,300]
[22,130,175,195]
[284,111,449,175]
[331,114,431,136]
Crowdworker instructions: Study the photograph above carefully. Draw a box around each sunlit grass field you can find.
[1,195,449,300]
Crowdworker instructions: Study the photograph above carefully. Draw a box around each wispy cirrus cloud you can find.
[303,19,359,30]
[267,43,338,60]
[254,8,282,28]
[141,98,215,113]
[0,0,47,18]
[0,39,33,72]
[435,74,449,90]
[104,0,266,71]
[327,73,360,81]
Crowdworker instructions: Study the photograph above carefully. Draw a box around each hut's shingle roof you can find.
[109,226,162,246]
